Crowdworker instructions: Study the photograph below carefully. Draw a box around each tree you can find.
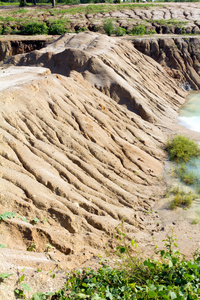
[19,0,55,7]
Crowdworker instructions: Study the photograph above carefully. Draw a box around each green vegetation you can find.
[0,1,19,5]
[27,234,200,299]
[0,211,16,220]
[115,26,126,36]
[192,218,199,225]
[49,20,68,34]
[14,268,32,298]
[152,19,188,26]
[131,24,147,35]
[0,273,13,281]
[166,135,200,163]
[0,3,162,36]
[0,218,200,299]
[175,163,200,186]
[0,4,195,36]
[167,186,198,209]
[104,19,114,36]
[27,243,36,252]
[21,21,48,34]
[165,135,200,208]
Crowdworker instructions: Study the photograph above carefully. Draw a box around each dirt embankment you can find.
[1,29,200,298]
[0,36,57,61]
[132,36,200,90]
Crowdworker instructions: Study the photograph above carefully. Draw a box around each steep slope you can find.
[5,32,185,123]
[0,32,188,296]
[132,36,200,90]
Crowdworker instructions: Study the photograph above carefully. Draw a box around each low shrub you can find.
[104,19,114,36]
[76,27,88,33]
[131,25,146,35]
[175,163,198,185]
[21,22,48,35]
[2,26,13,35]
[49,21,67,35]
[115,26,126,36]
[167,186,197,209]
[166,135,200,163]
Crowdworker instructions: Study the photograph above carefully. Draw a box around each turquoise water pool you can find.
[178,92,200,183]
[179,92,200,133]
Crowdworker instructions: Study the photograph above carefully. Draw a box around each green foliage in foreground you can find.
[30,236,200,299]
[166,135,200,163]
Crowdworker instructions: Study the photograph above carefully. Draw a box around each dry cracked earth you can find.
[1,4,200,298]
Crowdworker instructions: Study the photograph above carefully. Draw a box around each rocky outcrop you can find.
[132,37,200,90]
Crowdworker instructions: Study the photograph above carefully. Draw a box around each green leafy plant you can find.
[0,212,16,220]
[18,216,28,222]
[0,273,13,281]
[76,27,88,33]
[15,269,32,299]
[192,218,199,225]
[45,243,55,253]
[27,243,36,252]
[170,189,197,209]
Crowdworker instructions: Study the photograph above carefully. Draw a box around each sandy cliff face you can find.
[132,37,200,90]
[0,32,188,297]
[0,36,55,62]
[5,32,185,122]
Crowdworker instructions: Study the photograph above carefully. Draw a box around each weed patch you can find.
[21,22,49,35]
[115,26,126,36]
[166,135,200,163]
[131,25,146,35]
[165,135,200,195]
[104,19,114,36]
[175,163,199,185]
[165,186,198,209]
[48,20,68,34]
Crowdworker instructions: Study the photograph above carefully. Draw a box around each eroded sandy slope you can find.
[0,32,192,297]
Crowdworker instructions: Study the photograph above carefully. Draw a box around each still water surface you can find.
[178,91,200,180]
[179,92,200,133]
